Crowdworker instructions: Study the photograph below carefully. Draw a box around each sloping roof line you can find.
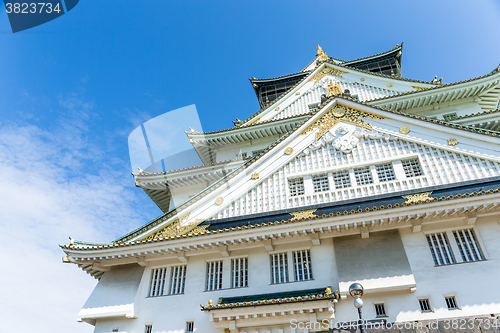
[368,67,500,103]
[106,96,500,243]
[448,109,500,122]
[132,158,242,177]
[249,71,310,83]
[343,43,403,65]
[64,97,500,249]
[61,181,500,251]
[187,113,307,137]
[241,61,439,127]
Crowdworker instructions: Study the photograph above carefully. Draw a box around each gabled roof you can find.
[64,96,500,249]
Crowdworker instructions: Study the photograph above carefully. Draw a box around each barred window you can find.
[289,178,305,196]
[374,303,387,317]
[419,298,432,312]
[332,170,351,189]
[376,163,396,182]
[206,261,223,291]
[293,250,313,281]
[144,325,152,333]
[445,296,459,310]
[402,159,423,178]
[231,257,248,288]
[149,267,168,297]
[312,174,330,192]
[270,252,289,284]
[169,265,187,295]
[452,229,484,262]
[426,232,456,266]
[354,167,373,185]
[186,321,194,332]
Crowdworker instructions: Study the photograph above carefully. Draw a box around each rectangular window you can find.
[270,252,289,284]
[332,170,351,189]
[374,303,387,317]
[149,267,168,297]
[445,296,459,310]
[112,329,119,333]
[354,167,373,185]
[186,321,194,332]
[426,232,456,266]
[231,257,248,288]
[419,298,432,312]
[206,261,223,291]
[376,163,396,182]
[144,325,152,333]
[312,174,330,192]
[289,178,305,196]
[170,265,187,295]
[402,159,423,178]
[308,103,320,112]
[452,229,484,262]
[293,249,313,281]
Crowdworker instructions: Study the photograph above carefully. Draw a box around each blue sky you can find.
[0,1,499,332]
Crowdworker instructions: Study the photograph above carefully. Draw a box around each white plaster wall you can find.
[89,218,500,333]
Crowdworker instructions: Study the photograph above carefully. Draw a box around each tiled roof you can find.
[368,67,500,103]
[201,287,337,310]
[343,43,403,65]
[132,158,242,177]
[249,71,310,82]
[60,176,500,251]
[446,109,500,121]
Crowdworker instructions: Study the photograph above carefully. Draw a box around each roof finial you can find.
[432,76,443,84]
[316,44,329,63]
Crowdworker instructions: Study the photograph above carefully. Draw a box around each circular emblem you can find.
[387,83,393,87]
[400,126,410,134]
[284,147,293,155]
[215,197,224,205]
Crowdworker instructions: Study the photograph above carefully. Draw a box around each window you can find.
[231,257,248,288]
[452,229,484,262]
[426,232,456,266]
[112,329,119,333]
[376,163,396,182]
[419,298,432,312]
[186,321,194,332]
[293,250,313,281]
[312,174,329,192]
[374,303,387,317]
[270,252,289,284]
[145,325,152,333]
[206,261,223,291]
[402,159,423,178]
[426,228,485,266]
[332,170,351,189]
[354,167,373,185]
[445,296,459,310]
[443,112,457,121]
[252,150,262,156]
[170,265,187,295]
[149,267,168,297]
[289,178,305,196]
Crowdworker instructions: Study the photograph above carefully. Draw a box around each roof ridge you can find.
[133,158,242,177]
[250,71,310,82]
[342,43,403,65]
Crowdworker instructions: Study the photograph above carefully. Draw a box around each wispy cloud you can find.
[0,95,158,332]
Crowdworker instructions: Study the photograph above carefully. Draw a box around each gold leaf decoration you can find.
[448,138,459,146]
[400,126,410,134]
[300,105,386,140]
[402,191,434,204]
[215,197,224,205]
[289,209,318,221]
[316,45,329,63]
[309,66,348,84]
[251,172,260,180]
[284,147,294,155]
[142,212,209,241]
[326,79,343,97]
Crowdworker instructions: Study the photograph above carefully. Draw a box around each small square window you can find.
[445,296,459,310]
[186,321,194,332]
[312,174,330,192]
[145,325,153,333]
[402,159,423,178]
[332,170,351,189]
[376,163,396,182]
[112,329,119,333]
[354,167,373,185]
[289,178,305,196]
[419,298,432,312]
[374,303,387,317]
